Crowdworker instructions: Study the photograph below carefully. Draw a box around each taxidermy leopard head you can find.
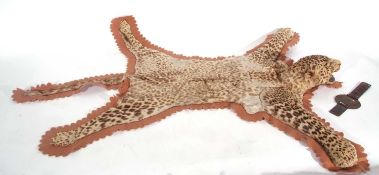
[281,55,341,95]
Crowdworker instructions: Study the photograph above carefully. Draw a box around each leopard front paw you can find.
[327,139,358,168]
[51,131,77,146]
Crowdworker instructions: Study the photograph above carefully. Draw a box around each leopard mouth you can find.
[329,75,335,82]
[328,59,340,84]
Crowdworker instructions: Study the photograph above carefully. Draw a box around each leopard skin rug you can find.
[12,16,369,172]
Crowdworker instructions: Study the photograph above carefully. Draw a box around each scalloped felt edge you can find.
[20,16,368,172]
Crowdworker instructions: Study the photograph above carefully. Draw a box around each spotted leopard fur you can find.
[14,18,357,169]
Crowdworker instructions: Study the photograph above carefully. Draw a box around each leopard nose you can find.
[331,59,341,72]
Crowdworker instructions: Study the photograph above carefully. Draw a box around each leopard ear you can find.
[303,70,322,85]
[306,70,325,86]
[302,70,316,80]
[305,71,314,78]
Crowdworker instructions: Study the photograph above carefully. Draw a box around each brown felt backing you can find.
[25,16,369,172]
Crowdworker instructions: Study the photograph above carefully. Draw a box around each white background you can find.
[0,0,379,174]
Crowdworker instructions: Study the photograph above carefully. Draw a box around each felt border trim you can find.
[36,16,368,172]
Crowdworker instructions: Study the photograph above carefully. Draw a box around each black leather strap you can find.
[348,82,371,100]
[330,104,348,116]
[330,82,371,116]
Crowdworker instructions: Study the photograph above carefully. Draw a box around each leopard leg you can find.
[50,93,176,147]
[261,88,358,168]
[12,73,124,103]
[246,28,298,66]
[118,20,144,52]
